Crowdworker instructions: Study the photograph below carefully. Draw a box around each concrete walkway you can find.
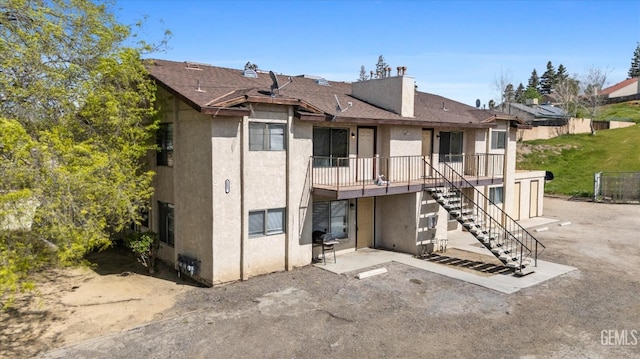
[314,216,576,294]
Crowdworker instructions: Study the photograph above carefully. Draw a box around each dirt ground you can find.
[2,196,640,358]
[0,247,202,358]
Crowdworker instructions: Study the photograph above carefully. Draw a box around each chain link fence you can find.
[594,172,640,204]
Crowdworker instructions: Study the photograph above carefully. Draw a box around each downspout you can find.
[285,107,292,270]
[240,116,247,280]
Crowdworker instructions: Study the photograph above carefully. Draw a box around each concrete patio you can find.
[314,215,576,294]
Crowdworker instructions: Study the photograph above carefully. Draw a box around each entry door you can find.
[357,128,375,181]
[529,180,539,218]
[514,182,521,220]
[357,197,374,249]
[422,129,433,177]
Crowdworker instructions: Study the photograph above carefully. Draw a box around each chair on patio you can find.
[313,231,338,265]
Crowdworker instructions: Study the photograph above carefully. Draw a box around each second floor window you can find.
[157,123,173,166]
[249,122,286,151]
[439,131,463,162]
[491,130,506,150]
[313,127,349,167]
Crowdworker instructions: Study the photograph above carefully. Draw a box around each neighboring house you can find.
[498,101,592,140]
[601,77,640,99]
[499,98,635,141]
[145,59,546,286]
[499,100,568,127]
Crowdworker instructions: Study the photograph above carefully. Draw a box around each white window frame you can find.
[249,208,286,237]
[491,130,506,150]
[249,122,286,151]
[489,186,504,205]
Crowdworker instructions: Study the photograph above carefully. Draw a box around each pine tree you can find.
[515,83,526,103]
[540,61,556,95]
[358,65,369,81]
[527,69,540,93]
[503,83,515,103]
[556,64,568,83]
[375,55,388,78]
[628,42,640,78]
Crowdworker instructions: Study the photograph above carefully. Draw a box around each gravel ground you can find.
[40,197,640,359]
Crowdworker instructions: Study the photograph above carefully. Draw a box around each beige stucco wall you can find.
[153,98,321,284]
[609,121,636,130]
[514,170,546,219]
[609,81,640,98]
[375,192,447,255]
[351,76,415,117]
[286,116,314,269]
[518,118,634,141]
[517,118,592,141]
[242,105,288,278]
[375,193,419,253]
[210,116,242,284]
[173,108,215,284]
[388,125,421,157]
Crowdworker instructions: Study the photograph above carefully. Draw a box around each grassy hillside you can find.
[597,100,640,123]
[517,124,640,196]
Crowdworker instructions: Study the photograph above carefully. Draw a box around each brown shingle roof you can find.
[147,59,521,128]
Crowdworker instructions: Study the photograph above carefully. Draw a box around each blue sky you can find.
[115,0,640,107]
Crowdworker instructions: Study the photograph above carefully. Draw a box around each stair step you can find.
[506,259,532,270]
[499,253,521,262]
[470,227,486,234]
[491,247,514,255]
[476,235,491,244]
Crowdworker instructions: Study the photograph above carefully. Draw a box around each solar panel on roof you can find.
[316,78,329,86]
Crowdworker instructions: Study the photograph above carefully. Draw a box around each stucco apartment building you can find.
[146,59,546,286]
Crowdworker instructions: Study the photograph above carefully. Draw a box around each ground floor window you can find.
[312,200,349,239]
[489,186,504,205]
[249,208,286,237]
[158,201,174,246]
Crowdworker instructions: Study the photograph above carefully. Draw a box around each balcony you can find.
[311,154,504,200]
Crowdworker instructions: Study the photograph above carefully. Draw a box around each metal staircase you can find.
[424,161,545,275]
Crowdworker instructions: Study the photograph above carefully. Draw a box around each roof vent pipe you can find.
[196,79,205,92]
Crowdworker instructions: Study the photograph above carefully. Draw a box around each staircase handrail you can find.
[428,160,545,268]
